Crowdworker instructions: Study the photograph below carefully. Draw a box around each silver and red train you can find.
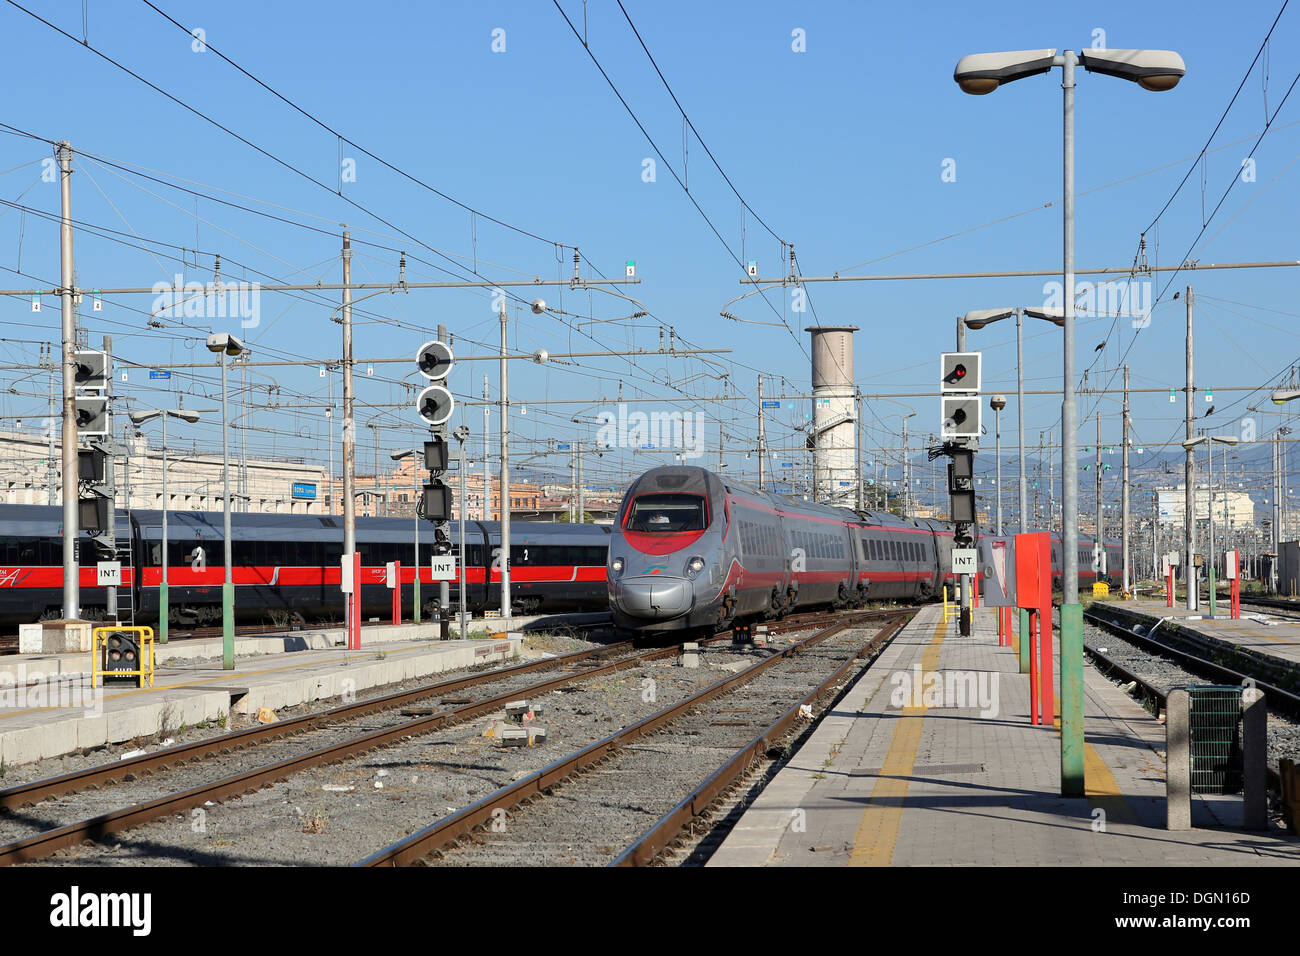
[0,504,608,627]
[607,465,1122,636]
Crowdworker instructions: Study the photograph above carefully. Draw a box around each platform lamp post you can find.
[390,448,422,624]
[990,395,1006,535]
[955,45,1186,797]
[1183,435,1239,617]
[961,307,1065,534]
[128,409,200,644]
[206,332,247,670]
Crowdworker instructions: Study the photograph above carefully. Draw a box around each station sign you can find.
[761,400,780,409]
[148,370,171,380]
[429,556,457,581]
[291,482,318,500]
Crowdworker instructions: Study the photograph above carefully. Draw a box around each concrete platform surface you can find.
[709,604,1300,867]
[0,633,520,768]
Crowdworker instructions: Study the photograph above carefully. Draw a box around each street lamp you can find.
[206,331,247,670]
[391,448,422,624]
[955,44,1184,797]
[128,408,200,644]
[990,394,1006,535]
[1183,434,1238,616]
[961,306,1065,533]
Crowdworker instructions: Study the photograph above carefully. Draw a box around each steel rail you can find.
[0,641,632,813]
[611,611,912,866]
[356,609,907,867]
[0,642,693,864]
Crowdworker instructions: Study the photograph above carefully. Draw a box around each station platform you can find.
[0,621,522,768]
[710,604,1300,867]
[1094,597,1300,670]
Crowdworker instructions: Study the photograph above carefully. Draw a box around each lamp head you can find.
[530,298,547,315]
[1079,48,1185,91]
[954,49,1058,94]
[205,332,246,356]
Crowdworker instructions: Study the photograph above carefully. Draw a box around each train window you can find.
[625,494,708,533]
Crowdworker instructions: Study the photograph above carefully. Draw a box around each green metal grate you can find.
[1187,686,1243,795]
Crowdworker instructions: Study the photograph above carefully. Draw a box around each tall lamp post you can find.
[962,307,1065,533]
[1183,434,1239,616]
[390,448,423,624]
[990,395,1006,535]
[206,332,247,670]
[955,45,1185,796]
[128,408,200,644]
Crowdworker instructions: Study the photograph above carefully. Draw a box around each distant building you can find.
[1155,485,1255,530]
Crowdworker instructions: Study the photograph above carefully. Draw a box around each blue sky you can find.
[0,0,1297,511]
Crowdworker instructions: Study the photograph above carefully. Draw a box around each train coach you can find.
[0,504,609,627]
[606,465,1123,637]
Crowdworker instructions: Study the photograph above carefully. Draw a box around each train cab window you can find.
[626,494,708,533]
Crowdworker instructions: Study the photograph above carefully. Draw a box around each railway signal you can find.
[416,335,456,632]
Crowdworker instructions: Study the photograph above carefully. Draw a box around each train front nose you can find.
[612,574,694,620]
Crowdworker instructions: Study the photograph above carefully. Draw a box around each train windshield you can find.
[625,494,708,533]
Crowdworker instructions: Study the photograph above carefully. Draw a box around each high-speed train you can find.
[606,465,1122,636]
[0,504,609,627]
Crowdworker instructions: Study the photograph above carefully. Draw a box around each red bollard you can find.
[350,552,362,650]
[1166,570,1174,608]
[391,561,402,625]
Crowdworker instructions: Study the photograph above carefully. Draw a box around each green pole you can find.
[1060,602,1085,796]
[413,574,421,624]
[1208,567,1216,618]
[159,583,169,644]
[1018,608,1030,674]
[222,582,235,670]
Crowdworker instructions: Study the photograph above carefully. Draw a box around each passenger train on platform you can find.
[0,505,608,627]
[1,468,1121,631]
[607,466,1122,637]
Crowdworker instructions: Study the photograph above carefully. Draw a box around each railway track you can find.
[1082,606,1300,805]
[358,609,911,867]
[0,607,875,865]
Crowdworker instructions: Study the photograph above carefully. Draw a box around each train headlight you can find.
[611,556,625,576]
[687,555,705,578]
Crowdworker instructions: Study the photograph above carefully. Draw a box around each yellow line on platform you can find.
[848,615,946,867]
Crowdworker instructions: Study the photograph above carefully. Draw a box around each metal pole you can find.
[569,444,576,522]
[577,441,584,524]
[1209,440,1216,617]
[58,141,79,620]
[1016,309,1027,533]
[902,417,910,518]
[239,354,248,512]
[1185,286,1196,610]
[499,301,511,618]
[342,231,356,644]
[855,389,864,512]
[758,374,767,491]
[221,352,234,670]
[458,438,468,637]
[995,405,1002,536]
[483,374,490,520]
[103,334,117,620]
[412,454,420,624]
[1122,365,1131,594]
[327,367,334,515]
[160,412,169,643]
[1059,49,1084,798]
[1095,412,1102,575]
[46,348,56,506]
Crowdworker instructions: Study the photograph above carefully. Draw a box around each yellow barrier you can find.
[92,626,156,688]
[1092,582,1110,598]
[942,586,955,623]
